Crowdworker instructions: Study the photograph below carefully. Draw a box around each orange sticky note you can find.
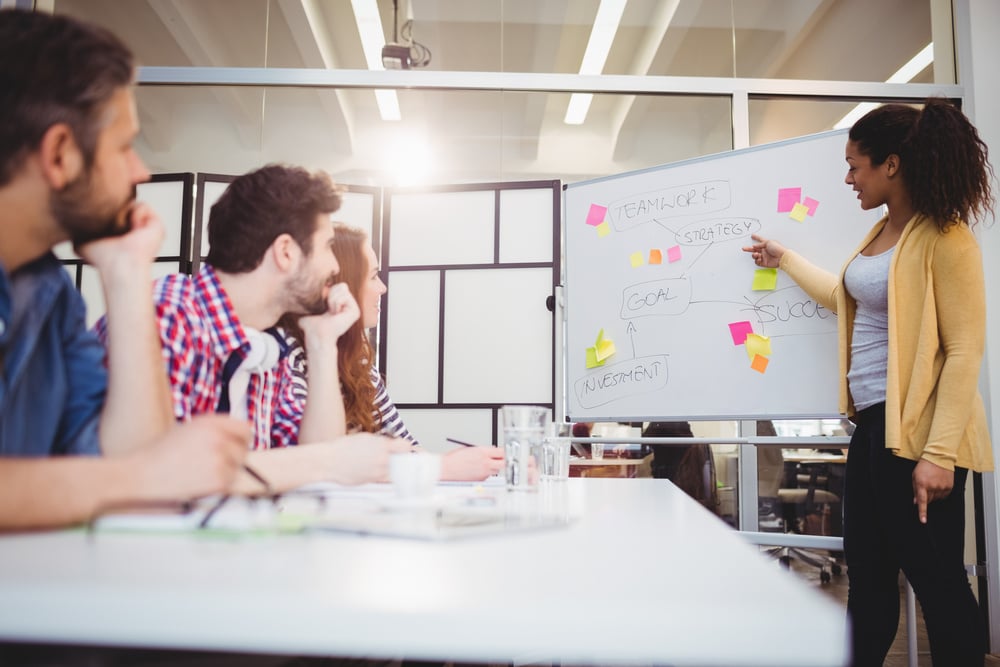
[751,354,769,373]
[649,249,662,264]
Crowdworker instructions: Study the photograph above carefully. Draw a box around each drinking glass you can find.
[541,422,572,481]
[501,405,549,491]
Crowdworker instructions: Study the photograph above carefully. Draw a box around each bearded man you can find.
[98,164,409,490]
[0,9,249,530]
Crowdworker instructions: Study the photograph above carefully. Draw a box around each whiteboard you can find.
[564,130,883,421]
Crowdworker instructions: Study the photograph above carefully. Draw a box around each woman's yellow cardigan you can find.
[779,214,993,473]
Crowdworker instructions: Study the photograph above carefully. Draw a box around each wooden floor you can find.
[777,549,1000,666]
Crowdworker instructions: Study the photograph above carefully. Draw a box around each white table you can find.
[0,478,849,666]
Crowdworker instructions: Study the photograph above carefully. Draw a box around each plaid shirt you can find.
[97,265,300,450]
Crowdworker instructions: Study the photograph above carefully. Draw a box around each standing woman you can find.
[282,224,504,481]
[744,98,994,666]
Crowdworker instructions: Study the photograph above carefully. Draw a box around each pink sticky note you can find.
[728,321,754,345]
[586,204,607,227]
[804,196,819,216]
[777,187,801,213]
[667,245,682,263]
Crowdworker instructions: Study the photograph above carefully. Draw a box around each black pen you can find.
[242,463,273,495]
[198,494,229,529]
[446,437,478,448]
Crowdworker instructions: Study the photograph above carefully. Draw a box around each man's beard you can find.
[50,171,135,246]
[288,270,333,316]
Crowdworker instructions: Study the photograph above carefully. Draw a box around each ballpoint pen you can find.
[446,437,479,447]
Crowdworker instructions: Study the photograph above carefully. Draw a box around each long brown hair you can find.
[849,98,995,231]
[280,223,377,433]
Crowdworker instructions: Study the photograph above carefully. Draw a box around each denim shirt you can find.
[0,253,106,457]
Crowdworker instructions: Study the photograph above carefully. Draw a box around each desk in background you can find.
[0,478,848,666]
[569,453,653,478]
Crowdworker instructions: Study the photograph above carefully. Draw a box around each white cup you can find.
[591,442,605,460]
[389,453,441,500]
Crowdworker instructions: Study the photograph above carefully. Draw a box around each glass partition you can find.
[133,86,732,184]
[54,0,943,82]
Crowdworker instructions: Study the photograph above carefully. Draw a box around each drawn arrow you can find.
[627,320,638,357]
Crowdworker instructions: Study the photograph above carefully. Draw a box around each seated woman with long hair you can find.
[280,223,504,481]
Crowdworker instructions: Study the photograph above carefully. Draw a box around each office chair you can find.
[772,460,844,584]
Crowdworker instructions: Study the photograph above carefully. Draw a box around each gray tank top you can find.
[843,247,894,411]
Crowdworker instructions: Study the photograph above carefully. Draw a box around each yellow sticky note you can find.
[596,221,611,237]
[630,251,644,268]
[751,354,770,373]
[596,338,616,362]
[745,333,772,361]
[649,249,662,264]
[585,347,603,369]
[752,268,778,291]
[789,202,809,222]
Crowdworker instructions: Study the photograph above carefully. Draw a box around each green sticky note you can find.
[585,346,604,369]
[595,338,616,362]
[752,268,778,291]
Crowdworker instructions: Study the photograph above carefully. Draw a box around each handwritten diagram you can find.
[565,131,882,420]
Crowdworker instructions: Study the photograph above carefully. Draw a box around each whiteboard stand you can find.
[738,419,760,532]
[554,283,566,424]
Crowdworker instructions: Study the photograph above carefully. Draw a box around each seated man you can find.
[0,10,248,530]
[98,165,408,491]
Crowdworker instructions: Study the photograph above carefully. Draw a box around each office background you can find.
[12,0,1000,651]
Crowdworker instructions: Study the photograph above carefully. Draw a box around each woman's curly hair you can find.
[849,98,995,231]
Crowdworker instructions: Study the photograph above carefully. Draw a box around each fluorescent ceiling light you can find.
[834,43,933,130]
[564,0,628,125]
[351,0,401,121]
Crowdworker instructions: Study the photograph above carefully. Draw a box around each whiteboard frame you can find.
[563,129,884,423]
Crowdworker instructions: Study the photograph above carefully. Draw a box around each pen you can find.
[242,463,273,495]
[198,494,229,529]
[446,437,478,448]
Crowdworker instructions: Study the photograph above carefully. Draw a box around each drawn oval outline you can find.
[674,217,761,247]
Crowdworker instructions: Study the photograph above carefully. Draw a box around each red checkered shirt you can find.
[98,265,301,450]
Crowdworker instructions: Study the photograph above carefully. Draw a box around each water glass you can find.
[541,423,572,481]
[501,405,549,492]
[591,442,605,460]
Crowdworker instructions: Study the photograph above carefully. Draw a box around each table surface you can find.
[0,478,849,666]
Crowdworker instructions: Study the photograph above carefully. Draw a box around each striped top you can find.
[284,334,418,445]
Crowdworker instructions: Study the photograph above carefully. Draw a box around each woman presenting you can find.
[744,98,994,666]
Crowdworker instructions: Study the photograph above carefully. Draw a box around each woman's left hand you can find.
[912,459,954,524]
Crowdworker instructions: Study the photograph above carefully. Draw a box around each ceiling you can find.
[50,0,937,185]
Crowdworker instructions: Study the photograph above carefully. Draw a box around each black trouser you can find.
[844,402,985,666]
